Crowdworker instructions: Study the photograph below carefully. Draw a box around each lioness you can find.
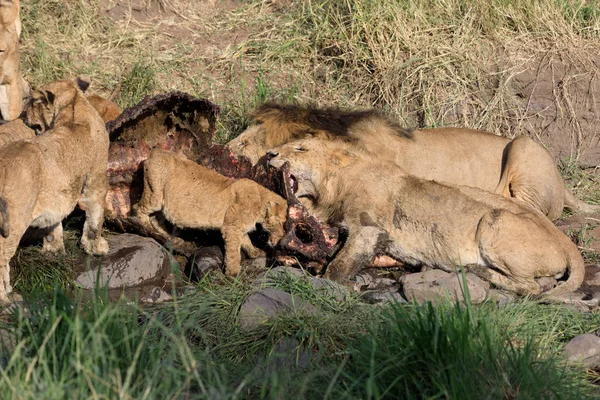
[0,0,23,120]
[229,104,599,221]
[0,79,110,302]
[0,0,20,37]
[267,139,585,297]
[132,149,288,276]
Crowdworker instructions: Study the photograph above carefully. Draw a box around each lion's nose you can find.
[266,151,279,160]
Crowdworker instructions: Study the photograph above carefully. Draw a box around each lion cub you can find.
[133,149,288,276]
[0,79,110,302]
[0,119,33,146]
[0,0,23,120]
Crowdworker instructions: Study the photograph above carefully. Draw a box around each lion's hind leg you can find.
[469,264,541,296]
[41,222,65,254]
[495,136,564,220]
[130,168,183,245]
[0,224,28,303]
[80,170,109,256]
[475,209,546,296]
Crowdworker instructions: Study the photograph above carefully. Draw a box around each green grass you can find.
[10,230,86,297]
[560,158,600,207]
[115,61,157,109]
[335,301,596,399]
[1,283,599,399]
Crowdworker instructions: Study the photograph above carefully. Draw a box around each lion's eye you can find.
[295,147,307,152]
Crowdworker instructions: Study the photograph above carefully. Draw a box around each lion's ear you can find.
[45,90,56,105]
[31,90,55,105]
[330,147,356,167]
[75,75,91,92]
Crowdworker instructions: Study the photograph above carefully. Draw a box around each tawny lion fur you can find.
[268,139,585,297]
[0,77,118,147]
[0,0,24,120]
[0,0,20,37]
[75,75,122,123]
[132,149,288,276]
[229,104,599,221]
[0,79,110,303]
[0,118,33,146]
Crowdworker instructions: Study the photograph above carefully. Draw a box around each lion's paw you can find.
[42,239,66,255]
[81,236,109,256]
[92,237,109,255]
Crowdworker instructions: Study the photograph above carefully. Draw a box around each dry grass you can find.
[19,1,600,143]
[17,0,600,191]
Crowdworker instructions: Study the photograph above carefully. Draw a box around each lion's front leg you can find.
[241,234,265,259]
[324,226,390,283]
[42,222,65,254]
[221,227,245,277]
[6,75,22,120]
[80,172,109,255]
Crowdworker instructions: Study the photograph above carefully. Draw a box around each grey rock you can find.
[140,286,173,303]
[369,277,397,290]
[548,291,597,312]
[239,288,317,330]
[353,273,373,291]
[248,257,267,270]
[76,234,177,289]
[586,270,600,286]
[187,246,223,281]
[255,266,349,301]
[487,289,517,306]
[362,290,407,304]
[267,337,313,371]
[309,277,349,301]
[254,265,305,285]
[401,269,489,304]
[564,334,600,369]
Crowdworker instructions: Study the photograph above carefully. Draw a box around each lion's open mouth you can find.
[289,174,298,194]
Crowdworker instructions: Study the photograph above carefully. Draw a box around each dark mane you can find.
[252,103,413,139]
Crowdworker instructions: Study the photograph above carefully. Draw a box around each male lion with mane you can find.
[267,139,585,297]
[229,104,599,221]
[0,79,110,302]
[132,149,288,276]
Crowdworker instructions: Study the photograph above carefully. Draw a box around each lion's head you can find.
[0,0,20,36]
[227,103,409,164]
[0,28,16,66]
[262,199,288,247]
[267,138,357,203]
[22,79,84,134]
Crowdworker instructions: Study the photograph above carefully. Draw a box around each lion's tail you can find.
[564,188,600,214]
[0,196,9,238]
[542,241,585,298]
